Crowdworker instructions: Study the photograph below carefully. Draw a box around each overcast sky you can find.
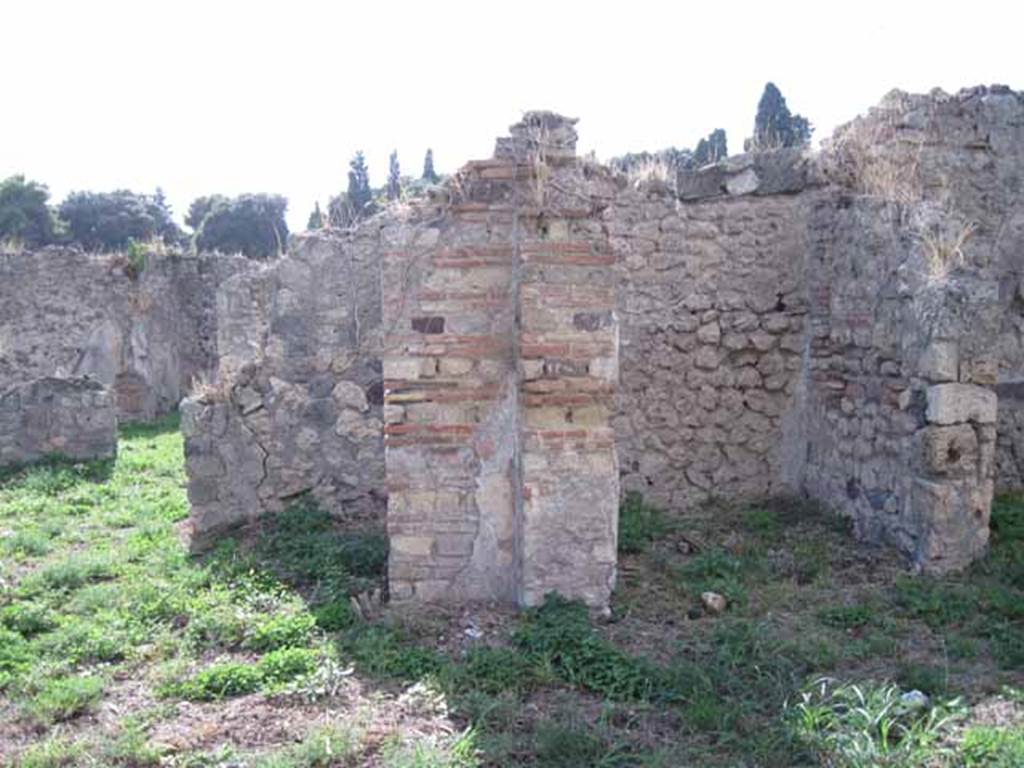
[2,1,1021,231]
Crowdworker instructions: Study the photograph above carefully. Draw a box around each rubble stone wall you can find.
[609,170,813,511]
[181,232,385,548]
[996,381,1024,492]
[177,86,1023,584]
[797,87,1023,571]
[0,377,116,468]
[0,247,251,421]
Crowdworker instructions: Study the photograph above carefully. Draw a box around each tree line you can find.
[611,82,813,175]
[0,147,442,260]
[1,83,811,259]
[0,180,291,260]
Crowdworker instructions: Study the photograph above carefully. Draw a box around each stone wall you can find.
[181,232,385,548]
[0,377,116,468]
[797,195,1001,571]
[795,86,1023,571]
[0,247,251,421]
[177,86,1024,585]
[381,113,620,608]
[609,156,815,510]
[996,381,1024,491]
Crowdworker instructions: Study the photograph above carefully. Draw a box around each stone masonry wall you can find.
[177,87,1022,582]
[609,160,815,510]
[797,195,1000,571]
[796,87,1023,571]
[0,247,251,421]
[381,113,619,607]
[181,232,385,548]
[996,382,1024,491]
[0,377,116,468]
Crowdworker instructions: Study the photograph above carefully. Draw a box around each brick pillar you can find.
[518,234,619,606]
[382,113,619,608]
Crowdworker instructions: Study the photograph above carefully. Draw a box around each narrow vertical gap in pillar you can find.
[510,205,527,606]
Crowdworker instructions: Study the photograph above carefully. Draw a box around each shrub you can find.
[312,599,357,632]
[193,193,288,259]
[171,661,263,701]
[257,647,319,686]
[0,174,56,246]
[58,189,181,251]
[246,612,316,652]
[124,238,148,277]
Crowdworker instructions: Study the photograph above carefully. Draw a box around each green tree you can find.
[347,151,374,220]
[421,148,439,183]
[58,190,181,251]
[193,193,288,259]
[307,202,324,230]
[186,194,228,232]
[746,82,813,151]
[387,150,401,201]
[693,128,728,166]
[0,175,56,246]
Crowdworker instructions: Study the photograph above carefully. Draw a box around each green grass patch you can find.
[253,725,362,768]
[960,725,1024,767]
[339,624,446,681]
[786,678,964,768]
[618,492,670,554]
[168,660,264,701]
[818,601,877,630]
[25,674,106,723]
[514,593,663,701]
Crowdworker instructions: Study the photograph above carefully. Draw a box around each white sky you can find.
[2,1,1021,231]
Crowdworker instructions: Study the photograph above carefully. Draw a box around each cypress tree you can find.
[387,150,401,201]
[421,148,439,183]
[307,202,324,230]
[747,83,813,151]
[693,128,728,166]
[347,151,373,219]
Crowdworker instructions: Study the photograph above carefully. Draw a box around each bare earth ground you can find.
[0,417,1021,767]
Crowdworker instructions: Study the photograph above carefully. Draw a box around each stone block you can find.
[911,477,991,573]
[332,380,369,412]
[926,384,997,425]
[918,424,978,477]
[918,341,959,382]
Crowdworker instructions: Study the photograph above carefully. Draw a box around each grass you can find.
[786,677,965,767]
[0,418,1021,765]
